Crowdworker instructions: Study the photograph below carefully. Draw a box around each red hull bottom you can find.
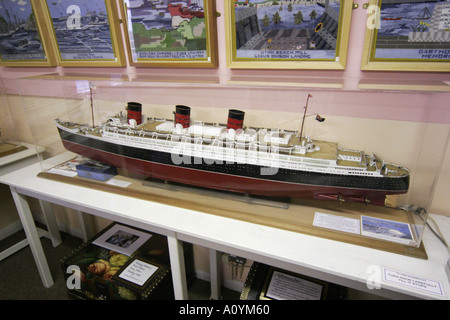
[61,140,400,206]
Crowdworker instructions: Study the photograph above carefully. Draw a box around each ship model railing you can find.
[101,119,299,155]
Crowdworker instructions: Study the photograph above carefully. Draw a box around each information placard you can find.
[118,259,159,287]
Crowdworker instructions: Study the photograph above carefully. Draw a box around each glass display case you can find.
[0,78,27,161]
[15,72,450,255]
[0,77,44,245]
[0,77,46,169]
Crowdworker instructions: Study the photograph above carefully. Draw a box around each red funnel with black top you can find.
[126,102,142,125]
[227,109,245,130]
[175,105,191,128]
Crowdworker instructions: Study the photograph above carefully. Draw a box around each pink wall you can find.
[1,0,449,124]
[1,1,449,215]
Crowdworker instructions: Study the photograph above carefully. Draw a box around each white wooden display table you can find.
[0,151,448,300]
[0,142,61,263]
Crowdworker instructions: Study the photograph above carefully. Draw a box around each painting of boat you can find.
[0,0,46,60]
[168,2,205,19]
[45,0,116,60]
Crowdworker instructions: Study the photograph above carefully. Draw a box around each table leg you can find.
[39,200,62,247]
[167,231,188,300]
[76,211,92,242]
[209,249,222,300]
[10,186,54,288]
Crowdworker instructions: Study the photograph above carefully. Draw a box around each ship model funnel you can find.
[227,109,245,130]
[174,105,191,128]
[126,102,142,125]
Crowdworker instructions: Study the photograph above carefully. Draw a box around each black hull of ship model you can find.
[57,127,410,206]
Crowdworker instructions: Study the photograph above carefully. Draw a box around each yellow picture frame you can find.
[121,0,218,68]
[225,0,352,70]
[0,0,57,67]
[361,0,450,72]
[40,0,126,67]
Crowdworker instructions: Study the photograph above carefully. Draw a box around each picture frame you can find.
[122,0,218,68]
[92,223,152,256]
[40,0,126,67]
[361,0,450,72]
[224,0,353,70]
[0,0,57,67]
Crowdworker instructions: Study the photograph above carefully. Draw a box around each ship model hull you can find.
[55,103,410,206]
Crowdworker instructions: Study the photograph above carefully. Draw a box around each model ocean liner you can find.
[55,97,410,206]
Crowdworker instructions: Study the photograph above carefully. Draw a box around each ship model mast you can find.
[90,82,95,128]
[299,94,312,140]
[298,94,325,141]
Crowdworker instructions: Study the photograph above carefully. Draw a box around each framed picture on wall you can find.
[224,0,353,70]
[122,0,218,68]
[40,0,126,67]
[361,0,450,72]
[0,0,56,67]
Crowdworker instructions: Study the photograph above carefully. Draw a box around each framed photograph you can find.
[122,0,218,68]
[224,0,353,70]
[92,224,152,256]
[0,0,56,66]
[361,216,414,245]
[41,0,126,67]
[361,0,450,71]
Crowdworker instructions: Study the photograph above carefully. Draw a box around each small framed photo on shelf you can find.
[122,0,218,68]
[224,0,352,70]
[361,0,450,72]
[40,0,126,67]
[0,0,56,67]
[92,224,152,256]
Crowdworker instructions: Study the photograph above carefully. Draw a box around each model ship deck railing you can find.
[100,118,337,158]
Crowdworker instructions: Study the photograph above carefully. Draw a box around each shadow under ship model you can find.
[55,96,410,206]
